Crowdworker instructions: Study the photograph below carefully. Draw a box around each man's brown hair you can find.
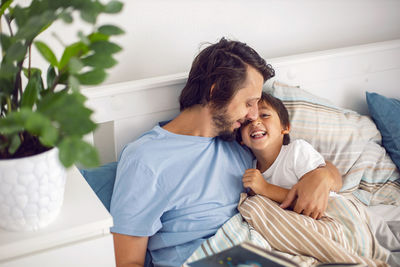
[179,38,275,111]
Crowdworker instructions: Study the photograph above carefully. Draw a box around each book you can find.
[187,242,300,267]
[316,264,367,267]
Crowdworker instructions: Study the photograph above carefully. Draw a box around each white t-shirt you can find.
[254,139,338,197]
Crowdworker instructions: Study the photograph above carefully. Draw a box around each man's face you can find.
[212,66,264,141]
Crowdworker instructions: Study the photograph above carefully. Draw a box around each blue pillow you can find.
[366,92,400,170]
[79,161,117,211]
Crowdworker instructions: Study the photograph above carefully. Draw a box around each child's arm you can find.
[242,169,289,204]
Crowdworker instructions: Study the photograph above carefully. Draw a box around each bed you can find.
[81,39,400,266]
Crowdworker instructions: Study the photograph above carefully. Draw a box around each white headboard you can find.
[82,39,400,164]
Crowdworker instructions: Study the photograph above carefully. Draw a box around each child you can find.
[237,92,389,266]
[238,91,337,217]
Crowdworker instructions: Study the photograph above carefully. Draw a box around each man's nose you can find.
[247,104,258,121]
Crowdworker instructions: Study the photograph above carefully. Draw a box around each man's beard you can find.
[212,108,239,141]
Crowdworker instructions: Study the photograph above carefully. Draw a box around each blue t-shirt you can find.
[110,125,253,266]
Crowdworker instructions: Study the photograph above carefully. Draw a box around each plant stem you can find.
[5,13,13,36]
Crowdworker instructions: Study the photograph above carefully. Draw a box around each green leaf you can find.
[78,69,106,85]
[59,42,88,70]
[0,109,58,148]
[58,10,73,23]
[0,62,18,80]
[23,67,42,79]
[59,137,99,168]
[4,42,26,62]
[104,1,123,14]
[90,41,122,54]
[47,65,56,89]
[68,75,80,92]
[80,9,97,24]
[0,115,24,135]
[37,91,97,136]
[15,11,56,43]
[78,31,90,46]
[0,33,13,52]
[88,32,109,42]
[0,0,13,17]
[79,1,102,24]
[8,134,21,154]
[21,71,42,108]
[81,53,117,69]
[0,78,14,94]
[68,57,84,74]
[12,5,28,28]
[34,41,58,67]
[98,25,124,36]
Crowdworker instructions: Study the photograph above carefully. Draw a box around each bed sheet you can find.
[367,205,400,266]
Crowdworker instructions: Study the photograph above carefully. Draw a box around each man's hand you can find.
[280,161,342,219]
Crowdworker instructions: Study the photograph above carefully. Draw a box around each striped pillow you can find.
[265,82,400,206]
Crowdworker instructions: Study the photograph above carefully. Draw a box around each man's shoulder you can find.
[218,139,254,164]
[120,126,168,159]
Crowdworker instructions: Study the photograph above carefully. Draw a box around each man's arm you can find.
[113,233,148,267]
[280,161,342,219]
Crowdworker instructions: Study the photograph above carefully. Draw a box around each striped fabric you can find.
[185,213,317,267]
[238,193,389,267]
[267,82,400,206]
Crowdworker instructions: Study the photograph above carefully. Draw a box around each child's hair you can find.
[236,91,291,145]
[260,92,290,145]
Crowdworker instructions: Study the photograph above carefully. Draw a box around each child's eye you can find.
[261,113,270,118]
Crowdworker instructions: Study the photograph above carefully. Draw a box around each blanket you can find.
[238,193,389,266]
[185,193,390,266]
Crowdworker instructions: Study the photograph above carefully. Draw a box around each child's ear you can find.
[281,125,290,134]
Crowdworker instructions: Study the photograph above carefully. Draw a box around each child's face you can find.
[240,101,289,152]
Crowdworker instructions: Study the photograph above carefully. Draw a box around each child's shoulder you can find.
[289,139,313,148]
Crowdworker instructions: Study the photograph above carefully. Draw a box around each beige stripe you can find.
[244,197,345,262]
[239,195,387,266]
[256,197,353,263]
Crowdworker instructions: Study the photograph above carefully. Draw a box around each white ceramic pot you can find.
[0,147,66,231]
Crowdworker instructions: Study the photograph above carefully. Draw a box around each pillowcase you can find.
[79,161,117,211]
[366,92,400,170]
[265,82,400,206]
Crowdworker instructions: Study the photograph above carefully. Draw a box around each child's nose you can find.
[251,118,262,125]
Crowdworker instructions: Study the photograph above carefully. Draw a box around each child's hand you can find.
[242,169,269,195]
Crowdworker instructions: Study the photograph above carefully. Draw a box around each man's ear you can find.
[209,84,216,99]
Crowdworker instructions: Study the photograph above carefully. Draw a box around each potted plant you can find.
[0,0,124,231]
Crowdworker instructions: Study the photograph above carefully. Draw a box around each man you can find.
[110,38,342,267]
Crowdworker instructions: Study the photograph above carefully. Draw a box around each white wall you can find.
[30,0,400,84]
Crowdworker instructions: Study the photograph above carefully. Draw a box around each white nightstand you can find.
[0,167,115,267]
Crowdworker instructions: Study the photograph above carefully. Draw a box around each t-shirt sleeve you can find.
[292,140,326,179]
[110,154,169,236]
